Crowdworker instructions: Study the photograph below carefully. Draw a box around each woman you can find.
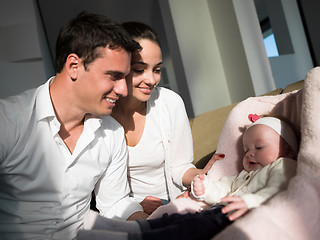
[111,22,219,215]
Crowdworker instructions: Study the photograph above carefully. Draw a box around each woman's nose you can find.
[144,72,157,85]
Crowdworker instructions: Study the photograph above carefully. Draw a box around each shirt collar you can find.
[35,77,56,122]
[84,114,103,133]
[35,77,103,131]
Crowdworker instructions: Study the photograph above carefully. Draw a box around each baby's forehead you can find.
[243,124,281,141]
[245,123,279,134]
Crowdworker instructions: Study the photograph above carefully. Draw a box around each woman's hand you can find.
[182,153,225,188]
[140,196,163,215]
[201,153,225,175]
[176,187,191,199]
[221,196,249,221]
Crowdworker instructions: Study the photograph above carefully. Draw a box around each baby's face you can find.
[242,124,286,172]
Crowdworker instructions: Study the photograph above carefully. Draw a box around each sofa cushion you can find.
[260,88,283,96]
[191,103,237,164]
[282,79,304,93]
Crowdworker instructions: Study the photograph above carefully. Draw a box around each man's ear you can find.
[65,54,81,81]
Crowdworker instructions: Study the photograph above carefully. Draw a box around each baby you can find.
[192,115,298,221]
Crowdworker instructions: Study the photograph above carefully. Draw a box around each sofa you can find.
[191,79,305,168]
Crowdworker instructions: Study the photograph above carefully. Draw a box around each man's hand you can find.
[140,196,162,215]
[221,196,249,221]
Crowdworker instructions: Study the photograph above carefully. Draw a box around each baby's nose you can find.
[246,151,254,157]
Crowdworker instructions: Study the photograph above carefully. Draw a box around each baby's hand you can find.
[192,174,206,196]
[221,196,249,221]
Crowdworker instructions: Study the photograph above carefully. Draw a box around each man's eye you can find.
[256,146,262,150]
[110,74,125,81]
[110,75,120,81]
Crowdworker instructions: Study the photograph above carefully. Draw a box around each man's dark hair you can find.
[54,12,141,73]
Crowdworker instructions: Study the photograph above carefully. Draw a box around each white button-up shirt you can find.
[0,78,142,240]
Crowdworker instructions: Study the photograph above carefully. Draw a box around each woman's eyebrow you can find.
[131,61,147,65]
[131,61,163,66]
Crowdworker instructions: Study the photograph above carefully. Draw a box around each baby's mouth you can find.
[249,160,257,165]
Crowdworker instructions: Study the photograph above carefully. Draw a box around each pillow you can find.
[207,89,303,182]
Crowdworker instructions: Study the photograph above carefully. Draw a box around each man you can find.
[0,12,147,240]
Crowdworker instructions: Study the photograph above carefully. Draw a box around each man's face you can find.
[75,47,130,116]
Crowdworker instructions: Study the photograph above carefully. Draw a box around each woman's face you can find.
[126,39,162,102]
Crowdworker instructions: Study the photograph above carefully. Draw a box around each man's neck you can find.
[49,75,86,153]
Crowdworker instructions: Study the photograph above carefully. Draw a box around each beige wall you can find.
[232,0,276,95]
[0,0,51,98]
[268,0,313,88]
[0,0,313,117]
[167,0,259,116]
[168,0,231,116]
[166,0,310,116]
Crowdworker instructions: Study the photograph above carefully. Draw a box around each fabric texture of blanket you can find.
[213,67,320,240]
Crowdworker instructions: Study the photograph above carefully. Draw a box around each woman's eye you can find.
[133,69,144,74]
[256,146,262,150]
[154,68,161,74]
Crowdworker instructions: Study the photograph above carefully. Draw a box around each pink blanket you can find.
[214,67,320,240]
[150,67,320,239]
